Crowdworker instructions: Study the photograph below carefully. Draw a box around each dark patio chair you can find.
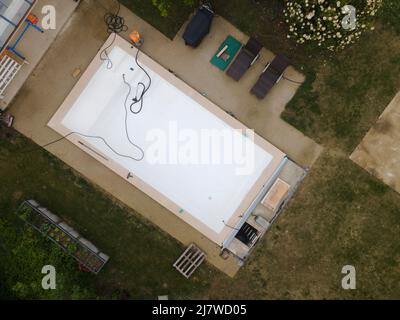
[250,53,290,99]
[226,37,263,81]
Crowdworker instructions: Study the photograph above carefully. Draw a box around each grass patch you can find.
[120,0,194,39]
[380,0,400,34]
[0,129,216,299]
[0,216,97,299]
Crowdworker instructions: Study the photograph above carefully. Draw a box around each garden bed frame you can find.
[16,200,109,274]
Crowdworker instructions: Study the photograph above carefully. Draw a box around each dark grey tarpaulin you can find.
[251,53,290,99]
[183,5,214,48]
[0,0,35,53]
[226,37,263,81]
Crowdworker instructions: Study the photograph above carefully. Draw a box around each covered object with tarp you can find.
[183,4,214,48]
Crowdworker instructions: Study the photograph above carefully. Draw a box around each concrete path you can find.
[9,0,321,276]
[351,92,400,194]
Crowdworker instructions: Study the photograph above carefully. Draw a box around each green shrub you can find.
[0,218,97,299]
[152,0,194,16]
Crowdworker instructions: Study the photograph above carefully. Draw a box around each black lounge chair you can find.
[226,37,263,81]
[251,54,290,99]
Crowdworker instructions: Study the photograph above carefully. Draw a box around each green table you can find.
[210,35,242,71]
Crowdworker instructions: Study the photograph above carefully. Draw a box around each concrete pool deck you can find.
[8,0,322,276]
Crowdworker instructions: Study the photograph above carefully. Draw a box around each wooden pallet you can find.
[173,244,206,279]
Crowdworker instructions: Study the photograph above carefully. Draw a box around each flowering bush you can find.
[284,0,383,50]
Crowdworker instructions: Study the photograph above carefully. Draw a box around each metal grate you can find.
[173,244,205,279]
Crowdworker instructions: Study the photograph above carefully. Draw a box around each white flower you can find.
[306,10,315,20]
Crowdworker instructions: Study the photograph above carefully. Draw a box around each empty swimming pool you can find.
[49,34,287,246]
